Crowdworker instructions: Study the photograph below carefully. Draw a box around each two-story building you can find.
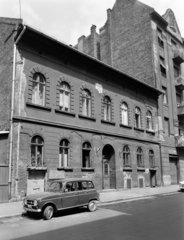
[0,17,162,202]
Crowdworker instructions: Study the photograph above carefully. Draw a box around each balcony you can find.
[175,76,184,90]
[177,104,184,116]
[173,48,184,65]
[175,135,184,148]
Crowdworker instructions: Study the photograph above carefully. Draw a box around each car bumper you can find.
[23,206,42,213]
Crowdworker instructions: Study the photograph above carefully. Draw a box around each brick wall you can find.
[0,18,21,131]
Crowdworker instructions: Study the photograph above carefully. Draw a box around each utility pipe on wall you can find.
[8,25,26,200]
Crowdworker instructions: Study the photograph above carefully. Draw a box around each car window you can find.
[76,181,83,191]
[88,181,94,189]
[65,182,76,192]
[48,182,62,192]
[82,181,87,190]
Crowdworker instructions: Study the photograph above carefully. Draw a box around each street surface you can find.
[0,192,183,240]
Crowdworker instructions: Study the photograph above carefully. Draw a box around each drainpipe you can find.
[159,142,164,186]
[8,25,26,200]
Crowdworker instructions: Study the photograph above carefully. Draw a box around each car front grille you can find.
[27,200,34,205]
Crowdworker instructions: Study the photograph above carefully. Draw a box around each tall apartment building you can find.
[75,0,184,186]
[0,17,161,202]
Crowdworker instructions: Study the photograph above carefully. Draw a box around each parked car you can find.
[179,181,184,191]
[23,178,99,220]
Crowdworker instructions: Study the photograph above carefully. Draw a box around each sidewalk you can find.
[0,185,179,220]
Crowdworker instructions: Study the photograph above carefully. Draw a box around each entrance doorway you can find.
[150,170,157,187]
[102,144,116,189]
[169,156,179,185]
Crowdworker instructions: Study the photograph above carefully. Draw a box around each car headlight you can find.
[24,199,27,205]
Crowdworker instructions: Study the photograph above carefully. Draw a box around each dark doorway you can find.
[150,170,157,187]
[169,156,179,185]
[102,144,116,189]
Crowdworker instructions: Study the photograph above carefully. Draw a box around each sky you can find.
[0,0,184,45]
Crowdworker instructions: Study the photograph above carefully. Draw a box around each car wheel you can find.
[88,201,97,212]
[43,205,54,220]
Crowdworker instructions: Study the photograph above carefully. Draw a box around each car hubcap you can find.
[90,202,95,210]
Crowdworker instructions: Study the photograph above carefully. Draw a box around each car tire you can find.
[88,200,97,212]
[43,205,54,220]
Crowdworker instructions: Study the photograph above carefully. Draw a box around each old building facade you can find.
[0,17,162,202]
[75,0,184,187]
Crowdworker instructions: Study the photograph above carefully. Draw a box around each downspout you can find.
[9,25,26,200]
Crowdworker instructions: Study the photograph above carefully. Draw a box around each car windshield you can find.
[47,182,63,192]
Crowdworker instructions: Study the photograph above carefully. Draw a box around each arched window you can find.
[123,145,131,167]
[31,136,44,167]
[82,89,91,116]
[149,150,155,168]
[59,139,70,168]
[82,142,91,168]
[135,107,141,128]
[137,147,144,167]
[104,96,111,121]
[121,102,128,125]
[32,73,45,105]
[59,82,70,112]
[146,111,153,130]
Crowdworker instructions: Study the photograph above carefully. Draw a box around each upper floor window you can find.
[32,73,45,105]
[135,107,141,128]
[174,64,180,78]
[160,56,167,77]
[137,147,144,168]
[157,28,164,48]
[123,145,131,167]
[103,96,111,121]
[149,150,155,168]
[31,136,44,167]
[82,142,91,168]
[121,102,128,125]
[164,117,170,137]
[59,82,70,112]
[162,87,168,105]
[59,139,70,168]
[82,89,91,116]
[176,91,182,106]
[146,111,153,130]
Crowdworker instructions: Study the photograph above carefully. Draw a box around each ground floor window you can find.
[31,136,44,167]
[82,142,91,168]
[59,139,69,168]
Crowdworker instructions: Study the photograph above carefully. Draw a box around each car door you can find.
[61,181,78,208]
[77,181,89,205]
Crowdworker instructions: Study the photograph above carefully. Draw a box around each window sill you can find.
[137,167,145,171]
[134,127,144,132]
[101,120,116,126]
[55,109,76,117]
[26,102,52,111]
[81,167,95,172]
[120,124,132,129]
[146,130,155,135]
[149,167,156,171]
[123,166,132,171]
[57,167,73,171]
[78,114,96,122]
[27,166,47,171]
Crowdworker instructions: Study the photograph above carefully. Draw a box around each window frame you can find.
[59,139,70,168]
[31,135,44,167]
[149,150,155,168]
[59,82,70,112]
[82,142,92,168]
[121,102,128,126]
[123,145,131,168]
[31,73,46,106]
[137,147,144,168]
[146,111,153,130]
[135,107,141,129]
[103,96,112,121]
[82,89,91,117]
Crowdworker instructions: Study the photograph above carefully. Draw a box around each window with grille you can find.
[31,73,45,105]
[121,102,128,125]
[59,139,69,168]
[103,96,111,121]
[149,150,155,168]
[135,107,141,128]
[137,147,144,167]
[31,136,44,167]
[82,142,91,168]
[146,111,153,130]
[82,89,91,116]
[59,82,70,112]
[123,145,131,167]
